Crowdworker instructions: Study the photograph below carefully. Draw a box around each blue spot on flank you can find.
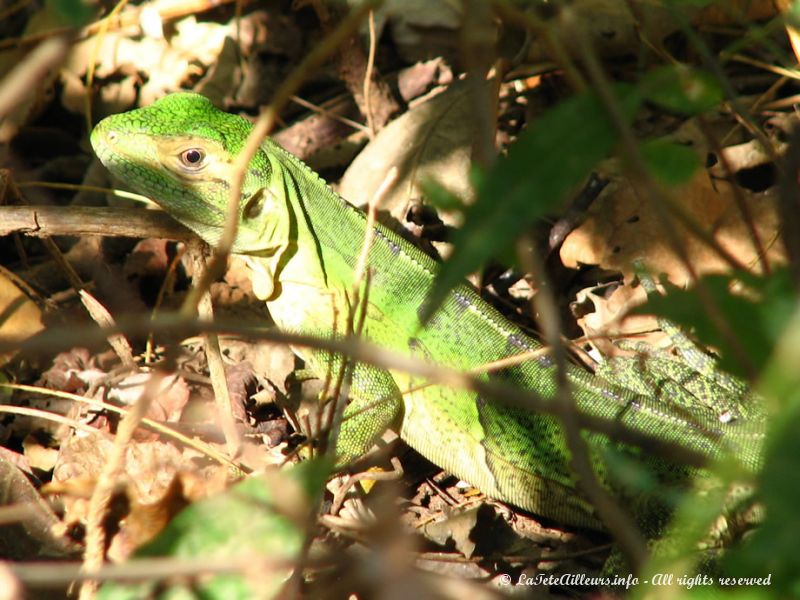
[507,333,531,351]
[375,229,401,256]
[453,291,472,312]
[537,354,555,368]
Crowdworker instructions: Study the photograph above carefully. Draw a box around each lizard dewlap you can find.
[92,92,766,530]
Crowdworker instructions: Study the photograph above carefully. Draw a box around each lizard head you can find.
[91,92,276,253]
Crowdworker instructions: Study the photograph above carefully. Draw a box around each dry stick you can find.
[730,53,800,82]
[490,0,587,93]
[289,94,371,134]
[17,181,153,203]
[188,240,242,458]
[40,235,137,368]
[180,1,379,317]
[12,555,292,588]
[362,9,377,137]
[719,75,790,148]
[2,315,750,469]
[324,166,397,464]
[777,127,800,289]
[145,243,187,364]
[0,383,245,473]
[0,405,112,439]
[0,36,68,121]
[518,237,648,573]
[568,8,758,379]
[0,0,241,52]
[669,8,780,167]
[84,0,131,131]
[78,367,169,600]
[0,0,30,21]
[0,206,191,240]
[79,290,136,367]
[462,0,500,169]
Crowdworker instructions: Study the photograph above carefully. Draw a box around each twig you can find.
[79,290,136,367]
[325,165,398,455]
[79,368,168,599]
[778,126,800,289]
[188,240,242,458]
[0,405,112,439]
[289,94,371,134]
[0,314,761,470]
[517,235,648,573]
[0,383,245,473]
[0,206,191,240]
[567,7,758,378]
[697,115,770,275]
[84,0,131,131]
[11,555,292,588]
[490,0,587,93]
[0,36,68,122]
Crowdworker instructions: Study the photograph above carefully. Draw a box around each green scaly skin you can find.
[91,93,766,530]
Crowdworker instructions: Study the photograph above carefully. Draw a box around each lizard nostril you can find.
[107,131,118,144]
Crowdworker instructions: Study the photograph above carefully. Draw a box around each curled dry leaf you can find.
[378,0,464,65]
[107,373,190,440]
[574,283,660,359]
[339,80,477,225]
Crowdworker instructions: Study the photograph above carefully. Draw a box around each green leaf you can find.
[641,64,723,115]
[420,84,642,323]
[47,0,94,26]
[641,139,700,185]
[98,459,331,600]
[725,310,800,596]
[421,178,466,215]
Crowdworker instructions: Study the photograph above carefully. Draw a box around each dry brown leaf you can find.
[0,456,77,559]
[0,8,65,142]
[51,435,201,536]
[525,0,680,62]
[107,373,190,440]
[107,474,190,562]
[560,170,785,286]
[0,269,44,366]
[339,80,477,224]
[21,433,58,472]
[773,0,800,63]
[574,283,661,359]
[694,0,778,26]
[378,0,464,65]
[64,16,230,112]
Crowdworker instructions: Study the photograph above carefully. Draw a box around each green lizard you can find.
[90,92,765,530]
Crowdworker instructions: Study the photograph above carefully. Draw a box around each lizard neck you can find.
[251,149,355,336]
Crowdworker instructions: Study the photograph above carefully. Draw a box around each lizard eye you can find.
[179,148,205,168]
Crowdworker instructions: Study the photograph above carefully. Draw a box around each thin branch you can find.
[0,383,245,473]
[0,206,191,240]
[0,314,760,471]
[518,235,648,573]
[79,368,168,599]
[362,9,377,137]
[188,240,242,458]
